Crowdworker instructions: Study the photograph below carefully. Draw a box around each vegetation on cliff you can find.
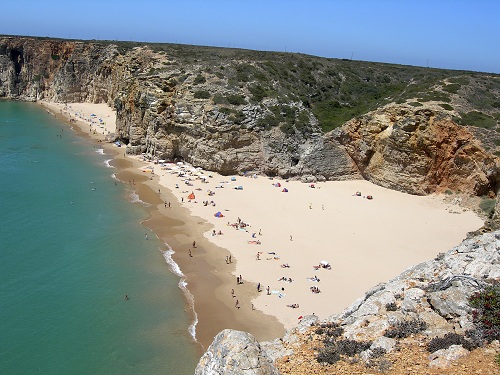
[1,35,499,199]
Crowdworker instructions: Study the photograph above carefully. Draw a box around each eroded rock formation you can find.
[334,105,500,196]
[195,329,280,375]
[1,36,499,198]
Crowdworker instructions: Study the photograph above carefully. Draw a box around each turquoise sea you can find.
[0,102,199,374]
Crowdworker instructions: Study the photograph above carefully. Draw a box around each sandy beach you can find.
[40,100,484,347]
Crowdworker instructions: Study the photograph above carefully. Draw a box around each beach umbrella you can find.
[320,260,330,266]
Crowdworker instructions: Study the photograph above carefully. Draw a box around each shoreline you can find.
[38,100,285,350]
[39,100,485,349]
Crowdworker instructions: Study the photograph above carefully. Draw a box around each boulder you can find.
[428,345,469,369]
[195,329,280,375]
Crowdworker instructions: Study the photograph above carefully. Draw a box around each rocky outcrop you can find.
[334,104,500,196]
[196,230,500,373]
[195,329,280,375]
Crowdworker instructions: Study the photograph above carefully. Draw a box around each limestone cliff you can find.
[1,35,499,198]
[333,104,500,196]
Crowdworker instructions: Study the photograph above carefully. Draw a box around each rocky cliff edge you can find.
[196,230,500,374]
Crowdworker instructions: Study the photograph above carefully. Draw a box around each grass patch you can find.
[458,111,496,129]
[193,90,210,99]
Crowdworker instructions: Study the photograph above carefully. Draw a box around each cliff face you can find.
[1,36,499,198]
[333,105,500,196]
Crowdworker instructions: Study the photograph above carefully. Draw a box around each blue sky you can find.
[2,0,499,73]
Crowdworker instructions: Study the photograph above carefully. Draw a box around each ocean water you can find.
[0,102,199,374]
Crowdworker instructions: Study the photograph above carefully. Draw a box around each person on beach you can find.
[188,249,192,257]
[257,282,261,292]
[235,299,240,309]
[192,241,196,248]
[266,286,270,295]
[236,276,240,285]
[239,275,242,284]
[231,289,235,297]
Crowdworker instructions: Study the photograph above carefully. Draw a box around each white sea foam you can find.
[129,191,150,206]
[95,148,105,155]
[162,245,198,342]
[104,159,113,168]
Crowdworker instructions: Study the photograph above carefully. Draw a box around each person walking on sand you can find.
[192,241,196,248]
[235,299,239,309]
[188,249,192,257]
[231,289,235,297]
[257,283,261,292]
[267,286,270,295]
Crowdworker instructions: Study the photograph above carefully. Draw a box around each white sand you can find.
[149,162,483,329]
[41,101,484,330]
[40,101,116,139]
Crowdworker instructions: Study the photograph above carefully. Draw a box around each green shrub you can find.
[479,196,496,217]
[427,332,477,353]
[194,90,210,99]
[468,284,500,342]
[385,302,398,311]
[458,111,496,129]
[257,114,280,129]
[229,110,246,124]
[409,101,423,107]
[249,85,268,102]
[218,107,231,115]
[193,74,206,84]
[316,338,371,365]
[442,83,461,94]
[212,94,227,105]
[384,319,427,339]
[226,94,246,106]
[439,103,453,111]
